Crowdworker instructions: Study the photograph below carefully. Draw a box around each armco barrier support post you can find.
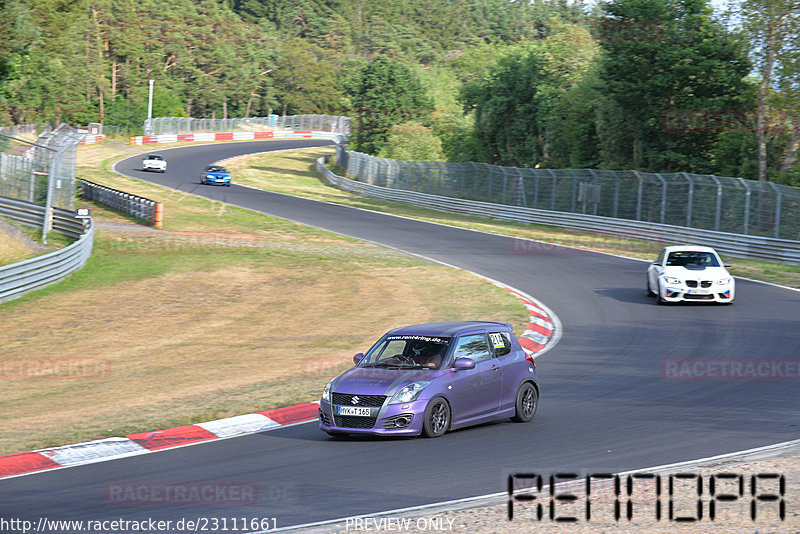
[154,203,164,228]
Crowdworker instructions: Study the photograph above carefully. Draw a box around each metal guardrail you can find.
[79,180,163,227]
[0,196,94,303]
[336,146,800,242]
[317,157,800,265]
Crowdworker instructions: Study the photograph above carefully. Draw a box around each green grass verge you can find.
[0,142,530,454]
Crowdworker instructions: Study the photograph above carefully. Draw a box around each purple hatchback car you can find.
[319,321,539,438]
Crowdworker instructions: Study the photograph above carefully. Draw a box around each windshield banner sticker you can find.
[385,335,449,344]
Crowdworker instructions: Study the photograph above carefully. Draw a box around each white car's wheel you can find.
[656,281,668,305]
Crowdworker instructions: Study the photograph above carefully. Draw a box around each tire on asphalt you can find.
[511,382,538,423]
[647,276,656,297]
[422,397,451,438]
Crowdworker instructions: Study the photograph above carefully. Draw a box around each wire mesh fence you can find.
[335,146,800,241]
[144,114,350,136]
[0,124,83,211]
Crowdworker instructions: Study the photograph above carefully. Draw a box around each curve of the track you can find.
[3,140,799,531]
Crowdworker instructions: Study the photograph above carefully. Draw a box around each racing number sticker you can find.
[490,333,505,349]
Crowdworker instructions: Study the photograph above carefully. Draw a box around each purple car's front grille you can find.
[334,415,378,429]
[331,393,386,407]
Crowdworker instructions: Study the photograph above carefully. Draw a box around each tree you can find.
[741,0,800,181]
[377,121,444,161]
[347,56,433,155]
[595,0,753,172]
[272,38,343,115]
[459,23,600,167]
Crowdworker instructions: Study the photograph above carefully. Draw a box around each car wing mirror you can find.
[723,261,732,268]
[353,353,365,365]
[453,357,476,371]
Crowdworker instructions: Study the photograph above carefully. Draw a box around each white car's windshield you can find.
[666,251,720,268]
[361,335,450,370]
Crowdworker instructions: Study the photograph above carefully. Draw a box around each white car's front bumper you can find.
[659,280,735,303]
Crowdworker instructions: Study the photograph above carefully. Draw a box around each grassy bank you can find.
[0,141,527,455]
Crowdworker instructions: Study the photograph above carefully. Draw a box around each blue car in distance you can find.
[319,321,539,438]
[200,165,232,186]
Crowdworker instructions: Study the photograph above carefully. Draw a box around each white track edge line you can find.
[263,437,800,533]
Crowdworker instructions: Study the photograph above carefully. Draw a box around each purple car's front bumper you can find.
[318,397,429,436]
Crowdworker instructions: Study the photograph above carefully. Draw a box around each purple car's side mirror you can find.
[453,357,476,371]
[353,353,365,365]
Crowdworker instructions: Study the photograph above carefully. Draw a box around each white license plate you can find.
[688,289,710,294]
[337,406,371,417]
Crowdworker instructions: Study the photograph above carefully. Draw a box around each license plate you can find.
[337,406,371,417]
[688,289,710,294]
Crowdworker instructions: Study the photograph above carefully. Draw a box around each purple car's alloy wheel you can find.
[512,382,538,423]
[521,388,536,417]
[423,398,450,438]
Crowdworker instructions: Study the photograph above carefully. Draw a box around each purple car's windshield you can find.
[361,335,451,370]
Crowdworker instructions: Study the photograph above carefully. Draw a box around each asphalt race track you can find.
[3,139,799,530]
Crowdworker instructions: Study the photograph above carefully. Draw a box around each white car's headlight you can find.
[662,276,681,285]
[322,381,332,402]
[388,381,430,405]
[718,277,732,285]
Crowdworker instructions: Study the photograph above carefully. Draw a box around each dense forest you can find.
[0,0,798,184]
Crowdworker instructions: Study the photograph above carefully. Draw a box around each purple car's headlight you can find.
[388,381,430,405]
[322,381,332,402]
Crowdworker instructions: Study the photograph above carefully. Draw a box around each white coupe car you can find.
[647,245,735,305]
[142,154,167,173]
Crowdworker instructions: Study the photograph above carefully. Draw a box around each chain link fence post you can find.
[770,182,782,238]
[738,177,752,235]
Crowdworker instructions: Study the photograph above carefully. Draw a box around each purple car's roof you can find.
[386,321,512,338]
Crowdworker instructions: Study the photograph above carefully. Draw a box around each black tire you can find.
[656,282,668,305]
[511,382,538,423]
[422,398,450,438]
